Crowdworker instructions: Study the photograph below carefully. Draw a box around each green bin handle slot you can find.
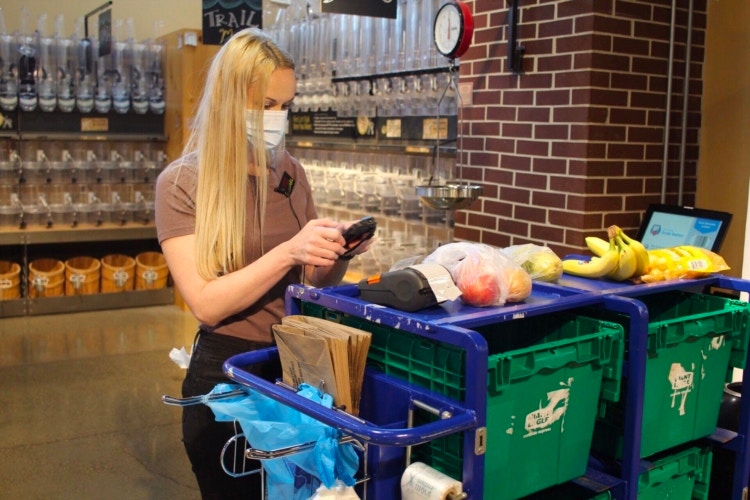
[729,309,750,370]
[649,308,750,367]
[487,329,623,401]
[637,447,704,491]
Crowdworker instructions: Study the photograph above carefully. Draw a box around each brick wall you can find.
[454,0,707,256]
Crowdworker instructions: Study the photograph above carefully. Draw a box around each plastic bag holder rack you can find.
[222,349,479,448]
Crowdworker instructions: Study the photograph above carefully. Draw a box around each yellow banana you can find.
[614,226,650,277]
[607,233,637,281]
[562,233,619,278]
[585,236,610,257]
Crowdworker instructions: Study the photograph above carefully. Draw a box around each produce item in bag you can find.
[501,243,563,282]
[640,245,730,283]
[423,242,532,307]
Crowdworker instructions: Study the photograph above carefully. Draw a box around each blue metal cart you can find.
[221,274,750,499]
[548,274,750,500]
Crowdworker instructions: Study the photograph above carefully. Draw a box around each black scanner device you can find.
[357,267,438,312]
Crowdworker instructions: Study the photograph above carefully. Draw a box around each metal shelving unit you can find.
[0,108,171,317]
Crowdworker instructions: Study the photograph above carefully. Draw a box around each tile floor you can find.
[0,305,202,499]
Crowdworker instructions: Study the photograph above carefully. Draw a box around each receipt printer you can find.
[357,263,461,312]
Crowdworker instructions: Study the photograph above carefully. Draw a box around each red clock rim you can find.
[451,0,474,59]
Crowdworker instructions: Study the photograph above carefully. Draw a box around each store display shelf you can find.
[0,224,156,246]
[287,137,456,156]
[2,287,174,317]
[18,132,168,142]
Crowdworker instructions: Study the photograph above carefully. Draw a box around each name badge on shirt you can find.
[274,171,295,198]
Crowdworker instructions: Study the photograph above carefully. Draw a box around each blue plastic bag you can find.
[205,382,359,500]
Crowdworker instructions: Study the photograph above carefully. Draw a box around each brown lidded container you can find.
[28,258,65,298]
[101,254,136,293]
[135,251,169,290]
[0,260,21,300]
[65,256,101,295]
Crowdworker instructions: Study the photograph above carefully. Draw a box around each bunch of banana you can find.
[562,225,649,281]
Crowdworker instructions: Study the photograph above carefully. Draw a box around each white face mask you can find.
[246,109,288,149]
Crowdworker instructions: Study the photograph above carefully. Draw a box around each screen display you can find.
[640,211,725,250]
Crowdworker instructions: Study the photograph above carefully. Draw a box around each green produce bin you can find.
[592,291,750,459]
[637,446,712,500]
[301,303,625,499]
[527,446,712,499]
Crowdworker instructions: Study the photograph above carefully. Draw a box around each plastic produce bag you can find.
[423,242,532,307]
[501,243,563,282]
[204,383,359,500]
[640,245,730,283]
[168,346,191,369]
[309,479,360,499]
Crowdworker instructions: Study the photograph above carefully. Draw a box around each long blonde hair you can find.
[184,28,295,280]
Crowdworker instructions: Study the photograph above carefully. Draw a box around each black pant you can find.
[182,331,279,500]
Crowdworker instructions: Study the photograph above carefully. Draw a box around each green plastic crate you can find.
[525,446,712,499]
[301,303,625,500]
[592,291,750,459]
[473,313,624,499]
[300,302,467,399]
[637,446,712,500]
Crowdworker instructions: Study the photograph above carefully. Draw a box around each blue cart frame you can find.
[222,274,750,499]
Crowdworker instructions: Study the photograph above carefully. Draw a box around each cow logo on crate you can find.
[708,334,726,352]
[668,363,695,416]
[517,378,573,438]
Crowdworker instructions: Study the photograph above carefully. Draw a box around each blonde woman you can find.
[155,28,370,498]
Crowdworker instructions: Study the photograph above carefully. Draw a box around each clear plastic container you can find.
[49,203,76,227]
[132,200,155,224]
[0,204,22,228]
[21,161,52,185]
[91,161,117,184]
[23,204,52,228]
[19,184,44,205]
[0,161,20,185]
[73,202,103,226]
[100,202,131,225]
[70,161,94,184]
[115,161,135,184]
[48,161,76,185]
[0,185,17,205]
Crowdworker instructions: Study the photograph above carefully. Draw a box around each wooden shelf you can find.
[0,223,156,246]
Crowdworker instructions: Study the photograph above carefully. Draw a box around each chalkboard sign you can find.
[202,0,263,46]
[321,0,398,19]
[290,110,357,139]
[203,0,263,45]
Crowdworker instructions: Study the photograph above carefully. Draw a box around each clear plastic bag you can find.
[640,245,730,283]
[424,242,532,307]
[501,243,563,282]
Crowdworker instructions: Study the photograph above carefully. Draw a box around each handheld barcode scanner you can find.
[341,216,376,259]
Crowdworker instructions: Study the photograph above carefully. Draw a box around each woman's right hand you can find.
[286,218,348,267]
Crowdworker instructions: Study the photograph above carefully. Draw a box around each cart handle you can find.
[223,348,479,448]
